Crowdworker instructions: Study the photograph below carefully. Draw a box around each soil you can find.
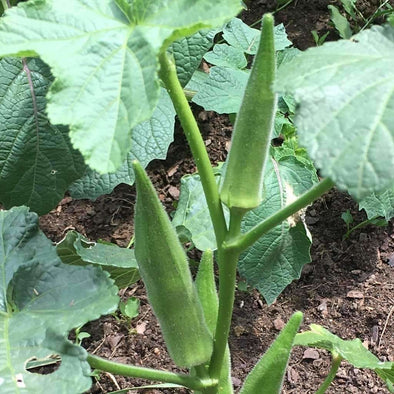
[38,1,394,393]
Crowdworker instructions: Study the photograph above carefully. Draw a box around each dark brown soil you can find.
[39,1,394,393]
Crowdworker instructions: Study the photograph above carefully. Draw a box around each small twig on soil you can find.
[105,372,121,390]
[378,305,394,349]
[95,379,105,393]
[91,338,106,355]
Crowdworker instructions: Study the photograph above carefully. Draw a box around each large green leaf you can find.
[0,207,119,393]
[294,324,394,392]
[359,185,394,221]
[240,312,303,394]
[0,0,241,173]
[193,21,292,113]
[222,18,292,54]
[173,149,317,303]
[204,43,247,69]
[275,24,394,199]
[57,230,140,289]
[192,66,249,113]
[69,88,175,199]
[172,169,229,251]
[239,154,318,304]
[0,57,85,215]
[171,29,215,87]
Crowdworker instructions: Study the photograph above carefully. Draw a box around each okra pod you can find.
[132,161,213,368]
[220,14,277,210]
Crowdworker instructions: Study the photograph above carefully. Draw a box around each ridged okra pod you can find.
[132,161,213,368]
[220,14,277,210]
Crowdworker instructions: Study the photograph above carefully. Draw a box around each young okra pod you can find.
[220,14,277,211]
[132,161,213,368]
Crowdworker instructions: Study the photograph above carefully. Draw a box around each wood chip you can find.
[167,163,179,177]
[302,348,320,360]
[317,298,329,317]
[168,186,179,199]
[346,290,364,299]
[287,366,299,384]
[136,321,147,335]
[273,317,285,331]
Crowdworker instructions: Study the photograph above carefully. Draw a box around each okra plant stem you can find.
[227,178,335,252]
[208,209,244,382]
[87,354,216,391]
[1,0,9,11]
[158,51,227,247]
[316,353,343,394]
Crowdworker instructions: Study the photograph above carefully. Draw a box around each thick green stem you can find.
[227,178,335,252]
[87,354,216,391]
[208,209,244,382]
[1,0,9,10]
[158,51,227,247]
[316,353,343,394]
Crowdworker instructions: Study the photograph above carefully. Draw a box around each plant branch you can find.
[87,354,216,391]
[227,178,335,253]
[316,353,343,394]
[1,0,9,10]
[158,51,227,247]
[208,208,244,382]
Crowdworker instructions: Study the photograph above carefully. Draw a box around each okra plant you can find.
[0,1,393,393]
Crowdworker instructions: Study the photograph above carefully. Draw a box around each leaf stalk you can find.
[87,354,216,391]
[227,178,335,252]
[208,208,244,382]
[158,51,227,247]
[316,352,343,394]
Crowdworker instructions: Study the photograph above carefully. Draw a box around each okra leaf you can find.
[0,0,242,173]
[204,43,248,69]
[328,5,353,39]
[57,231,140,289]
[359,185,394,221]
[0,57,85,215]
[294,324,394,392]
[172,170,230,251]
[239,154,318,304]
[275,24,394,199]
[69,88,175,199]
[171,29,216,87]
[223,18,292,54]
[0,206,119,393]
[192,66,250,113]
[240,312,303,394]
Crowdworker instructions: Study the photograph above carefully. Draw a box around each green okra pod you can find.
[132,160,213,368]
[220,14,277,211]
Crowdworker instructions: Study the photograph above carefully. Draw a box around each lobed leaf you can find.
[239,154,318,304]
[0,0,242,173]
[0,57,85,215]
[359,185,394,221]
[193,67,249,114]
[171,29,216,87]
[0,207,119,393]
[294,324,394,392]
[222,18,291,54]
[204,43,247,69]
[275,25,394,199]
[172,169,229,251]
[173,148,318,303]
[56,231,140,289]
[69,88,175,199]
